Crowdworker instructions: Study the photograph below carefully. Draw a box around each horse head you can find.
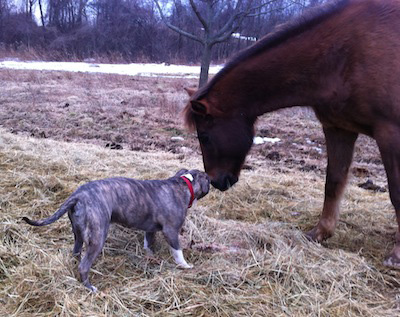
[184,88,255,191]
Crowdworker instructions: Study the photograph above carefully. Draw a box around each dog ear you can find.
[175,169,189,177]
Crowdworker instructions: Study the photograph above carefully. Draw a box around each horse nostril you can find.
[226,175,238,188]
[210,174,239,191]
[222,174,238,190]
[211,180,224,191]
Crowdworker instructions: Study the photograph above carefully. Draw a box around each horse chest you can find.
[313,104,373,136]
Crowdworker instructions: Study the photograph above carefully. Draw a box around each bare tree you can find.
[0,0,322,64]
[25,0,36,19]
[37,0,45,28]
[47,0,88,32]
[155,0,284,87]
[0,0,10,40]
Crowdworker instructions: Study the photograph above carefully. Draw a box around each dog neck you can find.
[180,174,195,208]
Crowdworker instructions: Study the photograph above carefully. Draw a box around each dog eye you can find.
[198,134,210,145]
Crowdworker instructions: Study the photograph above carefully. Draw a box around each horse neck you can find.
[210,22,349,118]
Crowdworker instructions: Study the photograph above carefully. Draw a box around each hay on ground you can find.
[1,130,399,316]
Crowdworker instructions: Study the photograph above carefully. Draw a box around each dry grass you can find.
[1,129,399,316]
[0,68,399,315]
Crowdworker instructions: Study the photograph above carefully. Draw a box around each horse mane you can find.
[184,0,351,131]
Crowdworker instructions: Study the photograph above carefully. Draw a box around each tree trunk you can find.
[38,0,45,29]
[77,0,85,24]
[199,43,213,87]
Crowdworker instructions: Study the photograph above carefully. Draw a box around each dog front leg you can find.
[170,248,193,269]
[162,226,193,269]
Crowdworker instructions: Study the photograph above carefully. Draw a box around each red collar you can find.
[180,176,195,208]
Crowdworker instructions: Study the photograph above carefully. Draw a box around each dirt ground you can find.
[0,68,386,187]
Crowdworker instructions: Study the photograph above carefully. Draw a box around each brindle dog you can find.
[23,169,210,292]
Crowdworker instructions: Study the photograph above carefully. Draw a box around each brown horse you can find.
[183,0,400,267]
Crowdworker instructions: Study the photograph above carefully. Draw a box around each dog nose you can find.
[211,174,238,191]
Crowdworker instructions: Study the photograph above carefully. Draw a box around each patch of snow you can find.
[231,33,257,42]
[179,146,192,154]
[171,136,184,142]
[313,146,323,154]
[0,60,224,79]
[253,136,281,145]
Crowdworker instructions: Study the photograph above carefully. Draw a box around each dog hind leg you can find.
[72,231,84,260]
[69,211,83,259]
[78,224,109,292]
[78,242,104,292]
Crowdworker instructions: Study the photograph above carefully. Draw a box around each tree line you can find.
[0,0,326,65]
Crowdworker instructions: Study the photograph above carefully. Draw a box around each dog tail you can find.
[22,196,78,226]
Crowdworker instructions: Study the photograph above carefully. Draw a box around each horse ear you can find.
[184,87,196,97]
[190,100,209,116]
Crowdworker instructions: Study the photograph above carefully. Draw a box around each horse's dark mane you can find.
[193,0,350,101]
[184,0,351,131]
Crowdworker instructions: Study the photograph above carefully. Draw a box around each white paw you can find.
[89,285,98,293]
[178,263,193,269]
[170,248,193,269]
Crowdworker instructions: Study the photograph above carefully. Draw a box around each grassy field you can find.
[1,69,399,316]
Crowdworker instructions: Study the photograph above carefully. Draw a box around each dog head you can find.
[184,169,210,200]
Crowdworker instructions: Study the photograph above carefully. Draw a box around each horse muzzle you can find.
[211,173,238,191]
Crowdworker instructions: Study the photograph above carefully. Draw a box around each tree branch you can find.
[246,2,295,18]
[153,0,203,44]
[189,0,209,33]
[215,0,244,38]
[246,0,277,14]
[213,0,294,43]
[212,24,240,45]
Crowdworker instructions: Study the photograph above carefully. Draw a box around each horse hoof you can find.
[305,226,332,243]
[305,227,322,243]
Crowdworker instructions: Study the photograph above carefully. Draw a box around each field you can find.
[0,69,399,316]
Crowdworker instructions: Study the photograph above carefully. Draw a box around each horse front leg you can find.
[306,127,358,242]
[375,124,400,268]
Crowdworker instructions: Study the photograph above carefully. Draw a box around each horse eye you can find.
[198,134,210,145]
